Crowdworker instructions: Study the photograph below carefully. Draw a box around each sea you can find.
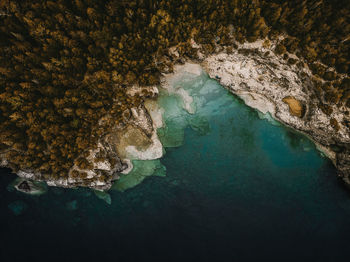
[1,70,350,262]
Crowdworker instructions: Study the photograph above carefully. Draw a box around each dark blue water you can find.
[1,77,350,262]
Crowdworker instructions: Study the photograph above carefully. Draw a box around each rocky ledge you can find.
[13,178,47,195]
[3,98,163,191]
[202,40,350,188]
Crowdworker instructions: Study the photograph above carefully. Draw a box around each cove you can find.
[1,69,350,262]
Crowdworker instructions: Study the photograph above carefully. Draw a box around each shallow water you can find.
[1,72,350,262]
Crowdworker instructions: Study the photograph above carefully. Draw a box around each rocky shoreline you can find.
[2,101,163,191]
[201,40,350,188]
[3,38,350,193]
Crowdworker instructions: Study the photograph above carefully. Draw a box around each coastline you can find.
[3,39,350,192]
[200,40,350,187]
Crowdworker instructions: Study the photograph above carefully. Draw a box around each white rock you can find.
[144,100,164,129]
[121,159,133,174]
[17,170,35,179]
[125,132,163,160]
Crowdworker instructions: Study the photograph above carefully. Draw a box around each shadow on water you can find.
[284,128,308,150]
[236,127,256,151]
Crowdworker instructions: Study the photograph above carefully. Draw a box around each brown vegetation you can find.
[0,0,349,181]
[282,96,305,118]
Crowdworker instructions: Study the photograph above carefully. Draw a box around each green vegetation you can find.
[0,0,349,182]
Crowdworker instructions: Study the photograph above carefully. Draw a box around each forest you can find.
[0,0,349,182]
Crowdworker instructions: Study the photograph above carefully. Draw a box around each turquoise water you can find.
[1,71,350,261]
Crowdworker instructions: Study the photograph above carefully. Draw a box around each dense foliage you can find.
[0,0,349,181]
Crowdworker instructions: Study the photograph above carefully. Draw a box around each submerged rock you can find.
[257,111,281,126]
[66,200,78,211]
[8,200,28,216]
[188,115,211,135]
[93,190,112,205]
[113,160,166,192]
[12,178,47,195]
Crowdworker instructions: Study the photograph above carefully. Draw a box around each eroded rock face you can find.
[282,96,305,118]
